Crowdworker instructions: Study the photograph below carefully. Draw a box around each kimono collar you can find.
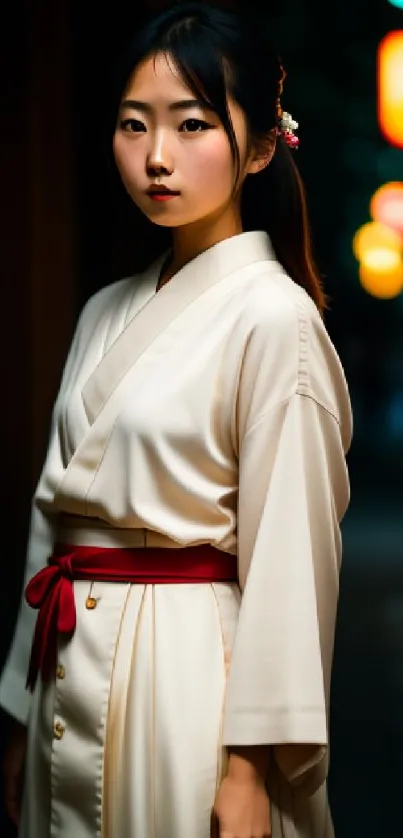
[81,230,276,426]
[153,230,276,295]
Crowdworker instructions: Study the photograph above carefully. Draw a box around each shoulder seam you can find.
[294,296,343,423]
[295,295,314,392]
[295,389,341,424]
[243,391,341,440]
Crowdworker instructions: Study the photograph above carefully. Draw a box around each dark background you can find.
[1,0,403,835]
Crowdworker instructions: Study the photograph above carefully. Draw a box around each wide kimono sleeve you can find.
[0,292,101,725]
[222,292,352,792]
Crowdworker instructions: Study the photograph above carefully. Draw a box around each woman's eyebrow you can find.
[120,98,207,112]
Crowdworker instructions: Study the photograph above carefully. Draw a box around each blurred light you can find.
[359,259,403,298]
[361,247,401,271]
[352,220,402,261]
[377,31,403,148]
[387,0,403,8]
[370,182,403,237]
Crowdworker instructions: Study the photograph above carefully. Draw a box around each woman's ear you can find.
[247,130,277,175]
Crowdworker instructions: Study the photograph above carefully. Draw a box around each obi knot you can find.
[25,550,78,691]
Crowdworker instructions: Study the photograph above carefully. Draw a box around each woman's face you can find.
[113,52,257,231]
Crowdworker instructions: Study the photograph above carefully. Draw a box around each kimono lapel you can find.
[56,232,276,510]
[82,231,275,426]
[123,254,166,326]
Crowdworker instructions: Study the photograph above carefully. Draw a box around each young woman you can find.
[1,3,352,837]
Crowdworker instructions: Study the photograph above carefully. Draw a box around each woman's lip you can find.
[147,192,179,201]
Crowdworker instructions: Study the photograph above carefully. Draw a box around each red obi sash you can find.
[25,542,237,691]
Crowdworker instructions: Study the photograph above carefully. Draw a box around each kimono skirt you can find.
[21,539,241,838]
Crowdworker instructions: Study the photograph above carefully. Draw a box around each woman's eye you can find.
[180,118,211,133]
[120,118,146,133]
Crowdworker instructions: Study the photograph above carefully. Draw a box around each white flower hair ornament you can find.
[278,111,299,150]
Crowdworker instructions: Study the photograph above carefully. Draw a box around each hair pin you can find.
[278,111,299,150]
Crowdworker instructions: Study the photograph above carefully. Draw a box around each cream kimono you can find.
[0,231,352,838]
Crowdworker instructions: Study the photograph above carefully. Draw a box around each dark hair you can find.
[110,1,325,311]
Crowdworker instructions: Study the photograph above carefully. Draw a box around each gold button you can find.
[54,721,65,740]
[85,596,97,610]
[56,664,65,680]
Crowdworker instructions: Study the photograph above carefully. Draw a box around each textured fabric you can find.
[0,231,352,837]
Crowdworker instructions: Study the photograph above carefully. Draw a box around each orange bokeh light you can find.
[352,221,402,261]
[370,182,403,237]
[359,259,403,298]
[378,31,403,148]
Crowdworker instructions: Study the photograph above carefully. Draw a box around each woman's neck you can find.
[165,204,243,282]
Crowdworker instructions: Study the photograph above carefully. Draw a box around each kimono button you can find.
[54,721,65,740]
[56,664,65,680]
[85,596,97,610]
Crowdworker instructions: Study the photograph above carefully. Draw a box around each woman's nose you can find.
[146,131,174,177]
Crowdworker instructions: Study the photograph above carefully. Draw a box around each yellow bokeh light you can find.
[378,31,403,148]
[370,181,403,237]
[359,259,403,298]
[361,246,401,271]
[352,221,402,261]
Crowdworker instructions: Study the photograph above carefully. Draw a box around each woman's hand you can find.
[213,774,271,838]
[213,746,271,838]
[2,720,27,827]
